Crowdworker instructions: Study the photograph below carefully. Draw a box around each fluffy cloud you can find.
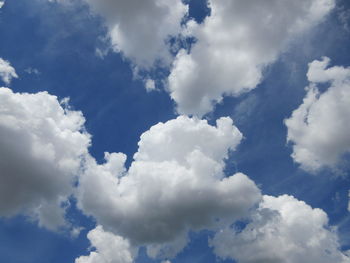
[211,194,350,263]
[0,88,90,230]
[0,58,18,85]
[168,0,335,116]
[83,0,188,69]
[77,116,261,259]
[75,226,135,263]
[0,1,4,8]
[285,57,350,171]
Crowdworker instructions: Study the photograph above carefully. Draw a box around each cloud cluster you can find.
[52,0,334,114]
[83,0,188,69]
[211,195,350,263]
[0,58,18,85]
[1,1,349,262]
[1,85,348,262]
[168,0,335,116]
[75,225,135,263]
[0,88,90,230]
[285,57,350,171]
[77,116,261,258]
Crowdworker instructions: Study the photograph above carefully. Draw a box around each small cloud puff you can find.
[0,58,18,85]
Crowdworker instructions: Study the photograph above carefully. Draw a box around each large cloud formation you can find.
[0,58,18,85]
[285,57,350,171]
[82,0,188,69]
[77,116,261,259]
[168,0,335,116]
[76,113,350,261]
[211,195,350,263]
[0,88,90,230]
[2,86,346,262]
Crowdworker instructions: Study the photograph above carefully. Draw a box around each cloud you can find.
[168,0,335,116]
[144,78,156,92]
[75,225,135,263]
[0,1,4,8]
[0,88,90,230]
[285,57,350,171]
[5,86,341,262]
[211,194,350,263]
[82,0,188,69]
[0,58,18,85]
[25,67,41,75]
[77,116,261,259]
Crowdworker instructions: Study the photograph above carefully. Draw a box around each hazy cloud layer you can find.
[168,0,335,116]
[285,57,350,171]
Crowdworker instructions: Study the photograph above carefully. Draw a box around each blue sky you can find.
[0,0,350,263]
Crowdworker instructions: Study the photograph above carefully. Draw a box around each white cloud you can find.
[211,194,350,263]
[71,226,85,239]
[0,1,4,8]
[83,0,188,69]
[75,225,136,263]
[144,78,156,92]
[77,116,261,259]
[0,58,18,85]
[285,57,350,171]
[168,0,335,116]
[0,88,90,230]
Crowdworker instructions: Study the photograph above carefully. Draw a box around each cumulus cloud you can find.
[211,194,350,263]
[168,0,335,116]
[0,58,18,85]
[0,1,4,8]
[285,57,350,171]
[0,88,90,230]
[75,226,135,263]
[77,116,261,259]
[82,0,188,69]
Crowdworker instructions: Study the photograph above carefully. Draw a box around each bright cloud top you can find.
[84,0,188,69]
[0,58,18,85]
[0,88,90,230]
[211,194,350,263]
[77,116,261,259]
[168,0,335,116]
[285,57,350,171]
[75,225,136,263]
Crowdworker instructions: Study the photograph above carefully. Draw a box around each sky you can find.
[0,0,350,262]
